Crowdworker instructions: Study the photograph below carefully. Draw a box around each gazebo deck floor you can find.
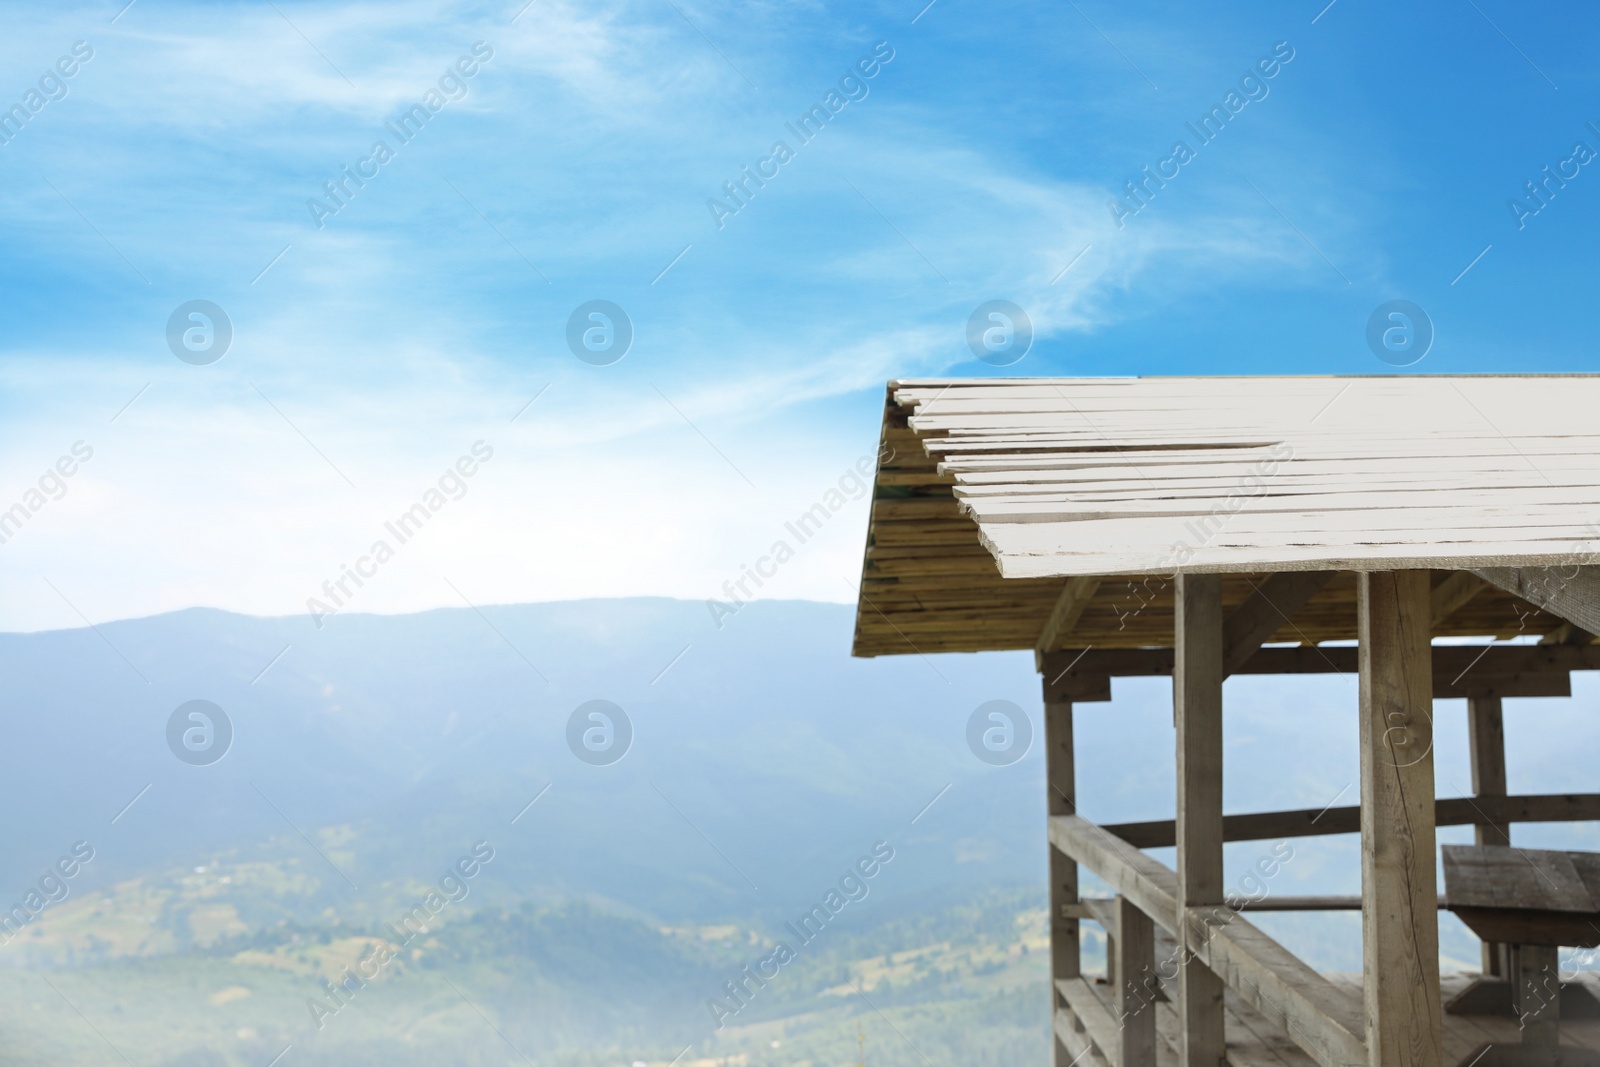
[1070,963,1600,1067]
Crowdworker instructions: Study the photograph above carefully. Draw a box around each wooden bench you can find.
[1443,845,1600,1067]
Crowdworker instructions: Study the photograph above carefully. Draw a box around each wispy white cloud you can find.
[0,0,1382,630]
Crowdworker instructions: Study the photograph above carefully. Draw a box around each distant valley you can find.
[3,598,1595,1063]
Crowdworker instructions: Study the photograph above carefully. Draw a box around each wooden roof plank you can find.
[852,377,1600,656]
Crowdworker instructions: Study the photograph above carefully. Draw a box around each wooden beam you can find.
[1116,897,1158,1067]
[1474,565,1600,635]
[1191,895,1473,912]
[1220,896,1364,911]
[1435,669,1571,700]
[1050,815,1178,933]
[1357,571,1443,1067]
[1431,571,1487,628]
[1050,814,1368,1067]
[1512,945,1562,1048]
[1221,571,1335,676]
[1083,894,1488,913]
[1175,572,1226,1067]
[1468,695,1509,977]
[1045,691,1081,1066]
[1036,576,1103,664]
[1057,978,1120,1067]
[1054,1000,1111,1067]
[1082,897,1119,936]
[1090,893,1364,912]
[1465,697,1508,825]
[1187,905,1367,1067]
[1540,621,1596,645]
[1099,792,1600,849]
[1040,643,1597,702]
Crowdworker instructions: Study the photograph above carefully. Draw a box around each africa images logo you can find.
[966,700,1032,766]
[566,700,633,766]
[166,700,232,766]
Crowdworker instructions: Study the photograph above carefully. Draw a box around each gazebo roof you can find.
[852,376,1600,657]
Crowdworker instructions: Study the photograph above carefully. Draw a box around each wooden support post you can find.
[1045,693,1080,1065]
[1467,694,1510,977]
[1116,896,1158,1067]
[1175,572,1226,1067]
[1511,944,1561,1048]
[1358,571,1443,1067]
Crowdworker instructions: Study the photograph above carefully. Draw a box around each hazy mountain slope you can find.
[4,598,1594,967]
[1,599,1045,926]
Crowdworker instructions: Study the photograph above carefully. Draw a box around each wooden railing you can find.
[1101,793,1600,850]
[1049,793,1600,1067]
[1051,814,1367,1067]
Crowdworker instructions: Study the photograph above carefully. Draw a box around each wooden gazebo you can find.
[851,377,1600,1067]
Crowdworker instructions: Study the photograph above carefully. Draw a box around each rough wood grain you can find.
[1176,573,1227,1067]
[1432,572,1488,627]
[1055,1000,1113,1067]
[1357,571,1443,1067]
[1514,945,1562,1047]
[1083,897,1120,938]
[1050,814,1179,933]
[1221,572,1336,676]
[1047,693,1082,1058]
[1441,845,1594,913]
[1099,793,1600,849]
[1118,896,1159,1067]
[1442,845,1600,947]
[1038,576,1104,661]
[1060,977,1125,1066]
[1037,644,1600,699]
[1049,814,1368,1067]
[1468,694,1510,976]
[1189,907,1368,1067]
[852,378,1600,658]
[1474,566,1600,635]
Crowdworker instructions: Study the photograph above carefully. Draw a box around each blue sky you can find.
[1,0,1598,630]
